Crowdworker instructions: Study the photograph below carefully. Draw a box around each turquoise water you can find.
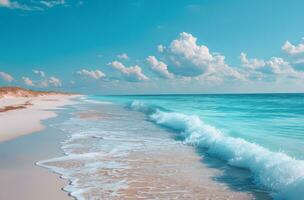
[88,94,304,200]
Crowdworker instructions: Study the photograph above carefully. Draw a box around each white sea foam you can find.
[130,101,304,200]
[36,109,154,200]
[81,96,113,105]
[37,148,130,199]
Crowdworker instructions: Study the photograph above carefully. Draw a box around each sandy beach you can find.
[37,101,257,200]
[0,88,78,200]
[0,88,275,200]
[0,94,77,142]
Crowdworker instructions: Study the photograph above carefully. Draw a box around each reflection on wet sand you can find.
[38,104,252,200]
[76,110,113,120]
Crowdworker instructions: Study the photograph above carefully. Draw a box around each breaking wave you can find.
[129,100,304,200]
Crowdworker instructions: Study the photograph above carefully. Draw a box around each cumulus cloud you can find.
[265,57,304,78]
[0,71,14,82]
[159,32,244,81]
[39,77,62,87]
[33,70,45,77]
[39,0,65,8]
[48,76,62,87]
[293,58,304,65]
[146,56,174,79]
[165,32,212,76]
[108,61,149,82]
[240,52,265,69]
[0,0,13,7]
[40,79,49,87]
[158,32,245,81]
[240,53,304,79]
[157,45,165,53]
[77,69,106,79]
[0,0,32,10]
[206,53,245,81]
[282,38,304,55]
[0,0,67,10]
[22,72,62,87]
[117,53,129,60]
[22,77,35,86]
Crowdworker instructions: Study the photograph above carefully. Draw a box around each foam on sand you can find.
[37,102,253,200]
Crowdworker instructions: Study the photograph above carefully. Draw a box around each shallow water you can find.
[81,94,304,200]
[90,94,304,159]
[38,100,263,200]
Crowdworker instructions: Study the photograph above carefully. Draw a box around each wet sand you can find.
[38,103,254,200]
[0,165,70,200]
[0,98,263,200]
[0,123,73,200]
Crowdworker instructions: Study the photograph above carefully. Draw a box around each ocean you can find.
[38,94,304,200]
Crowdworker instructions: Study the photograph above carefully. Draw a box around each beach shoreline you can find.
[0,93,80,142]
[37,100,256,200]
[0,92,274,200]
[0,90,80,200]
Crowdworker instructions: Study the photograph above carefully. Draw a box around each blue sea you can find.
[38,94,304,200]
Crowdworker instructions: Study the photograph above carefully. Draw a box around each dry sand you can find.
[0,94,78,142]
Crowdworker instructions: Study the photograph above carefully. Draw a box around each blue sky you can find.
[0,0,304,94]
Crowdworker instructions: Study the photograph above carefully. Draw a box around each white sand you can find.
[0,95,79,142]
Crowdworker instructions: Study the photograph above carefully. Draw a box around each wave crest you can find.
[129,100,304,200]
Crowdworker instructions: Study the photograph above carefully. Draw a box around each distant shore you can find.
[0,87,79,142]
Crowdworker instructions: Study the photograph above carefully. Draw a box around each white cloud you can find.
[0,71,14,82]
[22,77,35,86]
[206,53,245,81]
[0,0,11,7]
[39,0,65,8]
[293,58,304,65]
[0,0,67,10]
[167,32,212,76]
[0,0,32,10]
[33,70,45,77]
[108,61,149,82]
[77,69,106,79]
[265,57,304,78]
[117,53,129,60]
[159,32,244,81]
[240,52,265,69]
[157,44,165,53]
[240,53,304,80]
[146,56,174,79]
[22,74,62,88]
[40,79,49,87]
[282,38,304,55]
[48,76,62,87]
